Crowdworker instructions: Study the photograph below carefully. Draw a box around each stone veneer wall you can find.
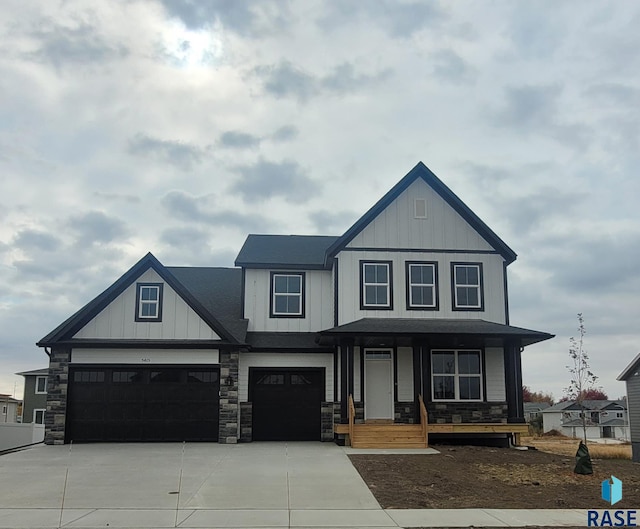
[239,402,252,442]
[426,402,508,423]
[321,402,334,441]
[395,401,416,424]
[218,350,239,443]
[45,347,70,445]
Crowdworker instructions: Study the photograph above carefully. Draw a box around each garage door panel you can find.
[68,366,219,442]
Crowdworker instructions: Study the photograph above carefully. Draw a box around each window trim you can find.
[269,272,305,318]
[405,261,439,310]
[135,283,163,322]
[360,260,394,310]
[451,262,484,311]
[33,408,46,425]
[414,198,428,219]
[35,375,47,394]
[431,349,484,402]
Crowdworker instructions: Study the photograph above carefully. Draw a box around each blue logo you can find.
[602,476,623,506]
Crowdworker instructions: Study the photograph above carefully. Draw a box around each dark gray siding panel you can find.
[22,376,48,424]
[627,376,640,444]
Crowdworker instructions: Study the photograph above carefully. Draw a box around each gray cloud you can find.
[230,159,319,203]
[160,226,211,248]
[13,230,61,252]
[93,191,141,204]
[318,1,445,38]
[310,210,358,234]
[127,134,206,169]
[432,49,476,83]
[162,190,274,231]
[271,125,299,142]
[219,131,261,149]
[66,211,128,245]
[506,2,566,59]
[253,61,391,102]
[27,23,128,68]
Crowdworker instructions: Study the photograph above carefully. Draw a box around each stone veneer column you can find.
[45,347,70,445]
[218,350,239,443]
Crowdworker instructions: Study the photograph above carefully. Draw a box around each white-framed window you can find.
[135,283,163,322]
[1,405,6,415]
[414,198,427,219]
[406,262,438,309]
[35,376,47,394]
[616,412,624,418]
[33,409,45,425]
[432,350,483,401]
[270,272,304,317]
[360,261,393,309]
[451,263,483,310]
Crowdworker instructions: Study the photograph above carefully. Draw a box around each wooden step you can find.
[349,423,427,448]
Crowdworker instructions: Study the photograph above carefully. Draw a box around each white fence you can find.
[0,423,45,452]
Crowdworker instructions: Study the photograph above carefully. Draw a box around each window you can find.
[112,371,142,383]
[414,198,427,219]
[360,261,393,309]
[33,409,45,425]
[432,350,482,401]
[451,263,484,310]
[406,262,438,309]
[35,376,47,394]
[73,371,105,383]
[1,405,6,415]
[616,412,624,418]
[270,272,305,317]
[135,283,163,322]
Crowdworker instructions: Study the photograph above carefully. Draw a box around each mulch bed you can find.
[349,445,640,509]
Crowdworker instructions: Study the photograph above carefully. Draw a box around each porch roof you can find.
[317,318,554,347]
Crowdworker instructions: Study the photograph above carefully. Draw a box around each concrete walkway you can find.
[0,443,588,528]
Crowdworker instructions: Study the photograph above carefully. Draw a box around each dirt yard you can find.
[349,444,639,509]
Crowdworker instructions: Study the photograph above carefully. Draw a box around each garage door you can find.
[250,368,324,441]
[67,367,219,442]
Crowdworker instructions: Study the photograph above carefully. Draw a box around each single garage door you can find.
[250,368,324,441]
[67,366,219,442]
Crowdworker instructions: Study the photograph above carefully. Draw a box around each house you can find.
[542,400,630,441]
[16,368,48,425]
[618,353,640,462]
[0,394,21,423]
[37,162,553,447]
[523,401,550,423]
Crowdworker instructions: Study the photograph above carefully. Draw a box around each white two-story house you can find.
[37,162,553,447]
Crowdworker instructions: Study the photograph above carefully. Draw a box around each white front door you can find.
[364,350,393,420]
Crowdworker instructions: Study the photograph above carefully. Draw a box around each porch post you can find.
[504,340,525,423]
[412,342,422,423]
[421,343,431,405]
[340,339,354,424]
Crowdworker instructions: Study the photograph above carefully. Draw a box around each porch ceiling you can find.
[317,318,554,348]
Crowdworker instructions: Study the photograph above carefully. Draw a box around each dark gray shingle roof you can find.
[235,235,339,269]
[245,332,333,351]
[16,368,49,376]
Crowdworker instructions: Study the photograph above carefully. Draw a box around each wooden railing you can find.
[418,394,428,446]
[348,394,356,446]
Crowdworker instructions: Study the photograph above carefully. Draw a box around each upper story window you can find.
[406,262,438,310]
[270,272,305,318]
[360,261,393,310]
[432,350,482,401]
[135,283,163,322]
[35,376,47,394]
[451,263,484,311]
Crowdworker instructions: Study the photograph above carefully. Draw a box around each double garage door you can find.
[67,366,219,442]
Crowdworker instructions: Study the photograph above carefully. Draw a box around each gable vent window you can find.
[414,198,427,219]
[135,283,163,322]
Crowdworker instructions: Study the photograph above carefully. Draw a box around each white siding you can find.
[484,347,506,402]
[396,347,414,401]
[74,269,220,340]
[238,353,334,402]
[244,269,334,332]
[543,412,564,433]
[71,348,219,364]
[337,251,506,324]
[347,178,494,251]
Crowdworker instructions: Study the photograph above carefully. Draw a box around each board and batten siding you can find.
[337,251,506,325]
[238,353,335,402]
[243,269,334,332]
[74,269,220,340]
[627,374,640,445]
[346,178,495,251]
[484,347,506,402]
[71,348,220,365]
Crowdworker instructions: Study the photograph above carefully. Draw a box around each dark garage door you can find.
[250,368,324,441]
[67,367,219,442]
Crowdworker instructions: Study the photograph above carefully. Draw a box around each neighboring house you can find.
[0,394,21,423]
[37,162,554,446]
[542,400,630,441]
[618,353,640,462]
[16,368,48,425]
[523,401,550,423]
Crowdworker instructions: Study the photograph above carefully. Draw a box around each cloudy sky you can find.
[1,1,638,403]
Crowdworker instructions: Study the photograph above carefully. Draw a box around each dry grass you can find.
[521,436,632,460]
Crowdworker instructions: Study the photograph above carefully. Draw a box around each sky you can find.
[1,1,639,404]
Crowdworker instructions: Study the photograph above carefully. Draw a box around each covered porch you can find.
[318,318,553,448]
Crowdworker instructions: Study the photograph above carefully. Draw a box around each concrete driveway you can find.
[0,442,391,528]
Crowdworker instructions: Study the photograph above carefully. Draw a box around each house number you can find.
[141,358,151,363]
